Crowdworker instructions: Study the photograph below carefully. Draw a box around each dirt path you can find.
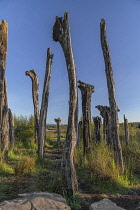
[45,141,140,210]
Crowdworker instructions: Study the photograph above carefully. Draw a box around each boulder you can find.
[0,192,71,210]
[89,198,126,210]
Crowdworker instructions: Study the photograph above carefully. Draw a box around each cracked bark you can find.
[25,70,39,145]
[78,80,94,154]
[8,108,14,147]
[124,115,129,146]
[95,105,111,145]
[54,118,61,147]
[53,12,78,194]
[26,49,53,158]
[93,116,101,143]
[0,20,9,159]
[38,48,53,158]
[100,19,124,172]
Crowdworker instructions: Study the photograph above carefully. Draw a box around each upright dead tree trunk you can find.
[76,121,82,146]
[93,116,101,143]
[78,80,94,154]
[0,20,9,159]
[25,70,39,144]
[100,19,124,172]
[124,115,129,146]
[38,48,53,158]
[8,108,14,147]
[95,105,111,145]
[53,12,78,195]
[54,117,61,147]
[26,49,53,158]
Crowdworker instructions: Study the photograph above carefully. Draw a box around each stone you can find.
[89,198,126,210]
[0,192,71,210]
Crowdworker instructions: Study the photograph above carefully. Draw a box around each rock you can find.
[89,198,126,210]
[0,192,71,210]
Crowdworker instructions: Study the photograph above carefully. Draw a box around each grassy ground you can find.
[0,123,140,209]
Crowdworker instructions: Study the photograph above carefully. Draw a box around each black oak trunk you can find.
[100,19,124,172]
[53,12,78,195]
[78,80,94,154]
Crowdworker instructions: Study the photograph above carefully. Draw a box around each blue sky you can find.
[0,0,140,124]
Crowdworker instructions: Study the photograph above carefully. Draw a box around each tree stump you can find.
[93,116,101,143]
[53,12,78,195]
[54,117,61,147]
[78,80,94,154]
[100,19,124,172]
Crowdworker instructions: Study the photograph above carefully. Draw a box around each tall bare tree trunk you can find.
[93,116,101,143]
[54,118,61,147]
[0,20,9,159]
[100,19,124,172]
[25,70,39,145]
[38,48,53,158]
[8,108,14,147]
[124,115,129,146]
[53,12,78,195]
[78,80,94,154]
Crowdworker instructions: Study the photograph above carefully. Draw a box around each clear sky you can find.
[0,0,140,124]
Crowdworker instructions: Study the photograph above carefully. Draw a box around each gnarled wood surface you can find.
[0,20,9,159]
[38,48,53,158]
[25,70,39,145]
[93,116,101,143]
[53,12,78,195]
[78,80,94,154]
[100,19,124,172]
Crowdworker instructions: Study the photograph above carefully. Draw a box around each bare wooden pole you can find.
[38,48,53,158]
[53,12,78,195]
[25,70,39,145]
[124,115,129,146]
[8,108,14,147]
[54,117,61,147]
[100,19,124,172]
[0,20,9,159]
[95,105,111,145]
[76,121,82,146]
[78,80,94,154]
[93,116,101,143]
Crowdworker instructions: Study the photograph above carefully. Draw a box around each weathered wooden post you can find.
[93,116,101,143]
[38,48,53,158]
[95,105,111,145]
[78,80,94,154]
[54,117,61,147]
[76,121,82,146]
[100,19,124,172]
[124,115,129,146]
[8,108,14,147]
[25,70,39,145]
[26,48,53,158]
[0,20,9,159]
[53,12,78,195]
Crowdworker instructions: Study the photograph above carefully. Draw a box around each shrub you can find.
[14,157,35,176]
